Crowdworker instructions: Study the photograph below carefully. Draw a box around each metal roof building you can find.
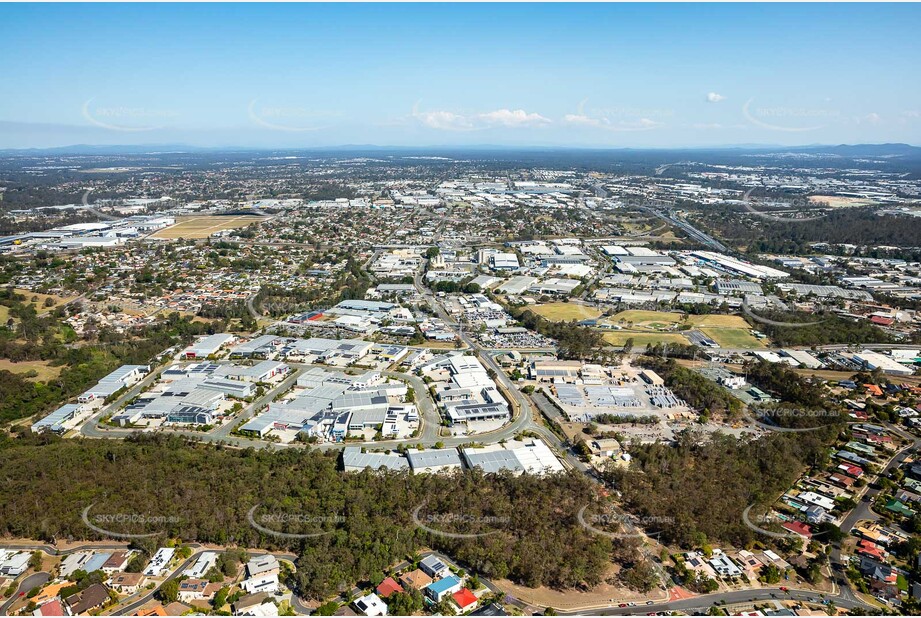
[406,448,464,473]
[342,447,409,472]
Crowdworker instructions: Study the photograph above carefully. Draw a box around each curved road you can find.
[0,571,50,615]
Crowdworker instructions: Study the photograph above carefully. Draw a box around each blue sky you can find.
[2,3,920,149]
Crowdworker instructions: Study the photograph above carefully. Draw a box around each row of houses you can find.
[351,555,483,616]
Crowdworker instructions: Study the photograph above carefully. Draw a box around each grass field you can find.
[151,215,265,239]
[605,310,683,330]
[0,359,63,381]
[530,302,602,322]
[603,331,691,347]
[698,327,764,349]
[686,314,751,329]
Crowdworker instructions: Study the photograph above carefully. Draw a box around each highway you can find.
[639,204,729,253]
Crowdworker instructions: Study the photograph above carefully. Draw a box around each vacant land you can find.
[151,215,265,239]
[603,331,691,347]
[686,314,751,329]
[530,302,602,322]
[0,359,63,381]
[605,310,683,329]
[699,327,764,349]
[808,195,876,208]
[15,289,74,310]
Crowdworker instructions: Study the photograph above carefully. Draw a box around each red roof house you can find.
[34,600,65,616]
[376,577,404,599]
[452,588,478,612]
[782,521,813,539]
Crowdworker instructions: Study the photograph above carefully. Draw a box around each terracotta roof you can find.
[376,576,404,599]
[35,599,65,616]
[399,569,433,590]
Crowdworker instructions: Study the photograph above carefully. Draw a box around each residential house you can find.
[708,553,742,578]
[352,593,387,617]
[419,555,451,579]
[425,575,463,602]
[65,584,110,615]
[241,574,280,595]
[108,572,147,594]
[246,555,280,579]
[452,588,478,613]
[399,569,433,591]
[375,577,403,599]
[177,579,211,603]
[101,551,131,574]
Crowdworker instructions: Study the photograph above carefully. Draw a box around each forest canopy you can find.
[0,433,613,600]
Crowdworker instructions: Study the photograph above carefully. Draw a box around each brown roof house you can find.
[65,583,111,615]
[108,571,147,594]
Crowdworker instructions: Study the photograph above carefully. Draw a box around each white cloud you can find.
[862,112,881,125]
[706,92,726,103]
[562,114,663,132]
[478,108,551,127]
[414,110,475,131]
[412,105,550,131]
[563,114,604,128]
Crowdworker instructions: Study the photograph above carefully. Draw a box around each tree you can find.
[28,551,42,571]
[760,564,781,584]
[213,586,229,609]
[158,579,179,603]
[315,601,340,616]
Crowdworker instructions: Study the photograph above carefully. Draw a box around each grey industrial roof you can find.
[342,447,409,471]
[461,449,525,474]
[406,448,463,470]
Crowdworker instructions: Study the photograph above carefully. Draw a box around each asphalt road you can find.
[1,571,50,615]
[567,586,867,615]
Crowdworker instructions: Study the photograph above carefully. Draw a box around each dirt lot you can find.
[808,195,876,208]
[151,215,265,239]
[530,302,602,322]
